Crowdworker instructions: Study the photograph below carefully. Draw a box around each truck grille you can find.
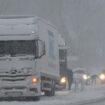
[1,86,26,91]
[2,78,25,81]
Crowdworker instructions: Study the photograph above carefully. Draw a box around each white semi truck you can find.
[0,16,60,100]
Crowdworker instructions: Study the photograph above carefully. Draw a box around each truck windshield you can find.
[0,40,36,56]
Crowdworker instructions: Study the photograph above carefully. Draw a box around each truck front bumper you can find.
[0,85,41,100]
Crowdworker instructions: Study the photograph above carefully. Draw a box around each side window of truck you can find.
[48,30,55,59]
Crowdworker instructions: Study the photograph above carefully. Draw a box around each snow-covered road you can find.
[85,101,105,105]
[0,84,105,105]
[78,99,105,105]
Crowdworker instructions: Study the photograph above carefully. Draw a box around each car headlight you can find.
[60,77,67,84]
[99,74,105,80]
[83,74,88,80]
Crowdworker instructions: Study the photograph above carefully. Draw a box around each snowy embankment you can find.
[0,84,105,105]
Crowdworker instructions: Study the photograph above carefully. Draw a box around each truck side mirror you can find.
[35,39,45,59]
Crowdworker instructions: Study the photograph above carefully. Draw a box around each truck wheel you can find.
[45,91,54,96]
[51,80,55,96]
[45,80,55,96]
[34,96,40,101]
[26,96,40,101]
[45,91,50,96]
[51,86,55,96]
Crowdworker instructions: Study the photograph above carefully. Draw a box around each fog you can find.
[62,0,105,73]
[0,0,105,73]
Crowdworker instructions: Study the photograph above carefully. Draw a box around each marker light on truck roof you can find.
[32,31,35,34]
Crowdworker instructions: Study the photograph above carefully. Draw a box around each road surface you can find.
[0,84,104,105]
[83,100,105,105]
[89,102,105,105]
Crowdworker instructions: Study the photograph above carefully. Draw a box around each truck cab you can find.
[0,16,45,100]
[0,16,60,100]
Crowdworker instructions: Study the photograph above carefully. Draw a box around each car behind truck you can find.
[0,16,60,100]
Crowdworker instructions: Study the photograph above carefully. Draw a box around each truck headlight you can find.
[32,76,40,84]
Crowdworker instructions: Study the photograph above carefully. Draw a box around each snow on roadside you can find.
[0,84,105,105]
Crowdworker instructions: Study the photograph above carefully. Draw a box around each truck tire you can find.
[45,80,55,96]
[51,85,55,96]
[33,96,40,101]
[26,96,40,101]
[45,90,54,96]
